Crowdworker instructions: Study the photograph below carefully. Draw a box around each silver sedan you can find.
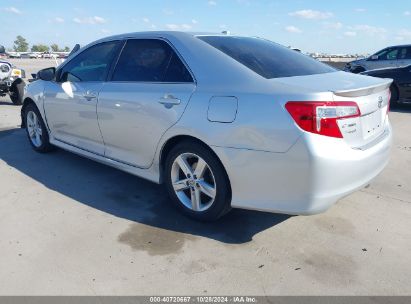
[21,32,392,221]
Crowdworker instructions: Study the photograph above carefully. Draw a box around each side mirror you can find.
[37,67,56,81]
[369,55,379,61]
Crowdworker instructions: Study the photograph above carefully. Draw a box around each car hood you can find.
[272,71,392,94]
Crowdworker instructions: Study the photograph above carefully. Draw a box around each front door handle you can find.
[159,94,181,108]
[83,91,98,101]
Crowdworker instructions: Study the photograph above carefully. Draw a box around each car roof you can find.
[384,44,411,48]
[74,31,235,57]
[97,31,226,42]
[62,31,268,88]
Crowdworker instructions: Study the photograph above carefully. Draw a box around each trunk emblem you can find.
[378,96,383,108]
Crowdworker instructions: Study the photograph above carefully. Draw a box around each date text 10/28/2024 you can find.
[149,297,257,303]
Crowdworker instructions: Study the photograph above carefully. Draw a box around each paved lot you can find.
[0,60,410,295]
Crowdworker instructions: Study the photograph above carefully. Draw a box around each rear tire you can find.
[164,141,232,221]
[9,78,25,105]
[24,103,54,153]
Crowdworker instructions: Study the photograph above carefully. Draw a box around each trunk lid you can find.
[274,71,392,148]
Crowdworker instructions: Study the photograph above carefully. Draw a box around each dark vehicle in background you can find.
[345,45,411,73]
[362,65,411,105]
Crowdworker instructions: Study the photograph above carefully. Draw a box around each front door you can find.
[44,41,120,155]
[368,47,399,70]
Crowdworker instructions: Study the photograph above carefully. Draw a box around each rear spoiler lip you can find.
[332,79,393,98]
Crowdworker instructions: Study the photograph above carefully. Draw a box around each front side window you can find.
[112,39,193,83]
[58,41,119,82]
[197,36,335,79]
[374,48,399,61]
[386,48,399,60]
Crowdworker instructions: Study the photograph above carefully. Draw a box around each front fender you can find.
[21,80,46,128]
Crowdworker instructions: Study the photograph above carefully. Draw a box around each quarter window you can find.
[58,41,119,82]
[111,39,193,83]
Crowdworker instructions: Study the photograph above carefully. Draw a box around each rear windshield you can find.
[198,36,335,79]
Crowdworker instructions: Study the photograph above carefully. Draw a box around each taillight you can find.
[285,101,361,138]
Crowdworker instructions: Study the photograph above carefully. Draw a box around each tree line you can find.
[13,35,70,53]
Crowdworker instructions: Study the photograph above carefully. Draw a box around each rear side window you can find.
[163,53,193,82]
[58,41,119,82]
[398,47,411,59]
[112,39,193,83]
[198,36,335,79]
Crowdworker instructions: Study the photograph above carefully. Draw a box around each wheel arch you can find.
[20,97,37,128]
[159,135,232,194]
[11,77,24,87]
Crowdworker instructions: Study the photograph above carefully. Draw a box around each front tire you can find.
[24,103,53,153]
[164,141,232,221]
[9,78,25,105]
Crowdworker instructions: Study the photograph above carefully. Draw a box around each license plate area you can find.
[361,109,383,140]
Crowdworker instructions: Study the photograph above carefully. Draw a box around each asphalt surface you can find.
[0,59,410,295]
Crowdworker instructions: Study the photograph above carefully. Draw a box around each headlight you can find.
[11,69,22,77]
[0,64,10,73]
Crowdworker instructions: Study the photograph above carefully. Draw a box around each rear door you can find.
[397,46,411,67]
[397,67,411,102]
[97,39,196,168]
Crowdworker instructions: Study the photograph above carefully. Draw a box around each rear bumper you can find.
[212,120,392,215]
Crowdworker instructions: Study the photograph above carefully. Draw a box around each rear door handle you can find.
[159,94,181,108]
[83,91,98,101]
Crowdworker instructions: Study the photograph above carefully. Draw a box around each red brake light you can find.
[285,101,361,138]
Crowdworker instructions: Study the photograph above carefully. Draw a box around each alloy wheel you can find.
[26,110,43,148]
[171,153,217,212]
